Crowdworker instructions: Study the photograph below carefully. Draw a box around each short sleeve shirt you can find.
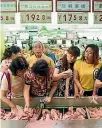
[28,54,55,68]
[74,60,102,91]
[24,67,54,96]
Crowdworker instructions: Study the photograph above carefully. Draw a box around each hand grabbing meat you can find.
[11,106,18,115]
[1,107,41,121]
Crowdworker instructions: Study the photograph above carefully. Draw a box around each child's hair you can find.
[9,56,29,76]
[1,46,21,61]
[32,59,49,76]
[10,46,21,54]
[1,48,12,61]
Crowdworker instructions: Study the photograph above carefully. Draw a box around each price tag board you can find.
[94,13,102,24]
[92,0,102,12]
[0,0,17,12]
[19,0,53,12]
[0,12,15,24]
[57,12,88,24]
[56,0,90,12]
[20,12,51,23]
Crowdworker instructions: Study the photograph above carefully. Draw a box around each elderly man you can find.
[28,41,54,68]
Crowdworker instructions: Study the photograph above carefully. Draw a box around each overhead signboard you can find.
[0,0,17,12]
[20,12,51,23]
[94,13,102,24]
[93,0,102,24]
[57,12,88,24]
[19,0,53,12]
[92,0,102,12]
[0,12,15,24]
[56,0,90,12]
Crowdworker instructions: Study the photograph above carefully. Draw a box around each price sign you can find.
[0,12,15,24]
[20,12,51,23]
[19,0,53,12]
[92,0,102,12]
[57,12,88,24]
[56,0,90,12]
[0,0,17,12]
[94,13,102,24]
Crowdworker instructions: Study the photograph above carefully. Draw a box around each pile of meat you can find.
[62,107,86,120]
[40,109,62,120]
[40,107,86,121]
[87,107,102,119]
[0,106,41,121]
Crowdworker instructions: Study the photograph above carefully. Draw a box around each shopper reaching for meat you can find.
[24,59,55,109]
[0,56,29,113]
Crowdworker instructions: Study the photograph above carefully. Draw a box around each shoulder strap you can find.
[1,70,11,100]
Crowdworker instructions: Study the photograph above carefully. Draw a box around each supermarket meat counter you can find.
[1,97,102,128]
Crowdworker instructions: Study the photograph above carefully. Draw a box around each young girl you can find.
[0,56,28,112]
[1,46,21,69]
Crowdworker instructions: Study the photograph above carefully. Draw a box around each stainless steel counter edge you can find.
[1,97,102,109]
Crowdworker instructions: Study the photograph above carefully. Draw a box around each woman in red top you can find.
[24,59,54,109]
